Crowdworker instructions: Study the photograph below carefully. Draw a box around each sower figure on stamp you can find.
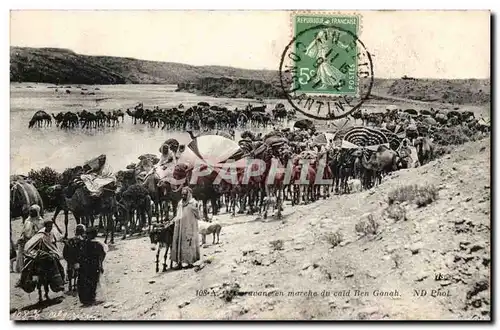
[171,187,201,270]
[77,227,108,306]
[305,29,346,90]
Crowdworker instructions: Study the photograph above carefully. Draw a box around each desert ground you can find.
[10,82,491,320]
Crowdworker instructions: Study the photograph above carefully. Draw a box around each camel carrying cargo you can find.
[81,154,116,197]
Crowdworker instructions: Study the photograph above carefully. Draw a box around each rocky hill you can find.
[10,47,278,85]
[177,75,490,104]
[387,78,490,105]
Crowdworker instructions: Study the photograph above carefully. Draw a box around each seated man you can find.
[22,221,66,298]
[158,143,175,167]
[142,142,177,182]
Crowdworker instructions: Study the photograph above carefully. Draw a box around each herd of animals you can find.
[12,100,491,293]
[28,102,295,130]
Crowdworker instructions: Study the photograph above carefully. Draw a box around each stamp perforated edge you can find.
[288,10,364,46]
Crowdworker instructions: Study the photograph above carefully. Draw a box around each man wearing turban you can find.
[171,187,201,269]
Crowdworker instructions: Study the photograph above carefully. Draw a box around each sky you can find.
[10,10,490,79]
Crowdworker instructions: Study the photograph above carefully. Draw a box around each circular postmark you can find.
[279,23,374,121]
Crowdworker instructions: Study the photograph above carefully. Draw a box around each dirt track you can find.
[10,136,490,320]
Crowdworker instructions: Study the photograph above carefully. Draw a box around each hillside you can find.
[387,78,490,105]
[10,47,278,85]
[11,137,490,320]
[176,76,490,105]
[10,47,490,105]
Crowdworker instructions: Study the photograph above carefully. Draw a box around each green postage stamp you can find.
[291,13,360,96]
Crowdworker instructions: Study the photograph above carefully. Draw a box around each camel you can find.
[359,145,400,189]
[52,112,63,127]
[66,182,117,244]
[435,113,448,125]
[117,184,153,240]
[126,108,144,124]
[118,153,178,224]
[53,111,79,128]
[370,145,400,172]
[293,119,316,132]
[49,167,117,243]
[10,179,44,222]
[141,169,164,223]
[157,179,182,222]
[113,109,125,123]
[272,105,287,122]
[106,111,119,127]
[28,110,52,128]
[78,110,100,129]
[115,169,154,234]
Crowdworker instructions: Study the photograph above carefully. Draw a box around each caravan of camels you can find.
[15,101,490,244]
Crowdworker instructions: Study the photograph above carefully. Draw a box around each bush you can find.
[269,239,284,251]
[325,231,343,248]
[432,126,477,146]
[388,184,438,207]
[433,145,453,159]
[385,202,407,221]
[219,282,242,303]
[392,253,402,269]
[355,214,379,237]
[27,167,62,211]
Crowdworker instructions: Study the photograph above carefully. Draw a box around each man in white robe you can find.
[15,205,44,272]
[171,187,201,269]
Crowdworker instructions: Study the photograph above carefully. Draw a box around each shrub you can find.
[219,282,242,303]
[325,231,343,248]
[269,239,284,251]
[355,214,379,237]
[433,145,453,159]
[392,253,402,269]
[385,202,407,221]
[432,126,475,146]
[27,167,62,211]
[388,184,438,207]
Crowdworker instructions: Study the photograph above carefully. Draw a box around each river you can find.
[10,83,285,174]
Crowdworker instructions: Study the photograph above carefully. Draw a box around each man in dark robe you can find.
[77,227,107,306]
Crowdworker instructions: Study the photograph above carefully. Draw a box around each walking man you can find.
[77,227,107,306]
